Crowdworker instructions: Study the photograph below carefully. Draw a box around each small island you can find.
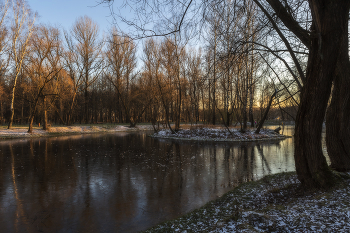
[151,126,291,142]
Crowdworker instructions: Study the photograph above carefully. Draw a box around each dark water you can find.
[0,126,295,233]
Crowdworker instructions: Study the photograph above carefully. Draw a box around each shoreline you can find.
[0,125,155,139]
[144,172,350,232]
[150,127,292,142]
[150,134,291,142]
[0,124,292,141]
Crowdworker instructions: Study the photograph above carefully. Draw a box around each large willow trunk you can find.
[294,0,349,188]
[326,32,350,171]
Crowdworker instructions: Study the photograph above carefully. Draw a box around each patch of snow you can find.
[152,127,289,142]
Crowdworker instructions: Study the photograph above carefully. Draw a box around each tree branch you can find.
[252,0,306,84]
[265,0,311,48]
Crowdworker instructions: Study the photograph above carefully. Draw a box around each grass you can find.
[0,124,33,129]
[0,123,155,140]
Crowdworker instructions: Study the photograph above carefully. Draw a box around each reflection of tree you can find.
[109,137,139,230]
[3,138,81,231]
[244,145,254,182]
[224,146,231,188]
[9,143,31,232]
[256,144,271,174]
[0,133,295,232]
[174,143,183,213]
[229,143,262,185]
[210,146,218,193]
[155,141,173,198]
[77,149,93,232]
[234,145,251,184]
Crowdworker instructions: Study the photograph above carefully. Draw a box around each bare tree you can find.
[142,38,163,130]
[160,35,187,131]
[106,29,146,127]
[66,16,103,123]
[0,0,9,71]
[0,0,10,125]
[25,25,63,133]
[143,38,175,132]
[205,10,219,125]
[186,48,202,124]
[8,0,36,129]
[62,37,82,125]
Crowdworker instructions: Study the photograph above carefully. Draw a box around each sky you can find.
[26,0,118,34]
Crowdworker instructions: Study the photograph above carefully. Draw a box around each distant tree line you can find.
[0,0,298,132]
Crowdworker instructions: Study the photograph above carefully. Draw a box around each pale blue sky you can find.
[26,0,117,33]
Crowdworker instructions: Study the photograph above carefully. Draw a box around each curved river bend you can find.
[0,126,296,232]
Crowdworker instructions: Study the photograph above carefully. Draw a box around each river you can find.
[0,126,296,232]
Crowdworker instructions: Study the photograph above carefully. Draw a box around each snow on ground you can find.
[145,172,350,232]
[152,127,289,141]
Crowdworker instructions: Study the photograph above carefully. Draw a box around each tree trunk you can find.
[67,91,77,125]
[43,109,48,130]
[241,95,247,132]
[28,116,34,133]
[294,0,349,188]
[84,85,88,124]
[21,100,24,125]
[8,86,16,129]
[326,29,350,171]
[43,97,48,130]
[59,98,63,124]
[0,100,3,125]
[28,98,40,133]
[255,90,276,134]
[249,89,254,128]
[175,85,181,131]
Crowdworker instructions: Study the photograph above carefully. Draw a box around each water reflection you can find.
[0,127,295,232]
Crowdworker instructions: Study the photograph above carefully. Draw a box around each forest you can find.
[0,0,299,132]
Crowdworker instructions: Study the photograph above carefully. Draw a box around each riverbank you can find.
[0,124,154,139]
[0,124,291,141]
[144,172,350,232]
